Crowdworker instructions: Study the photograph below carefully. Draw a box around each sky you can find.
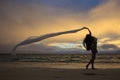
[0,0,120,54]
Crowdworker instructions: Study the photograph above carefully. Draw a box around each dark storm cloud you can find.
[0,45,13,53]
[101,44,119,50]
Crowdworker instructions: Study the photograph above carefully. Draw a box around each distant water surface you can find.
[0,54,120,63]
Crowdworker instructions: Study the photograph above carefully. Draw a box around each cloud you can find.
[40,0,106,12]
[100,44,119,50]
[13,42,84,54]
[13,43,59,53]
[87,0,120,36]
[0,0,120,53]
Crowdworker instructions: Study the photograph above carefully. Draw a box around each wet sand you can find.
[0,62,120,80]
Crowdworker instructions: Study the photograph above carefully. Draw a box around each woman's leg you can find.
[86,44,97,69]
[91,48,96,69]
[86,59,91,69]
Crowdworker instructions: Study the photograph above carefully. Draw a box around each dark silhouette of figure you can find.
[83,28,98,69]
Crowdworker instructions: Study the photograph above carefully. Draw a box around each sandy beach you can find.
[0,62,120,80]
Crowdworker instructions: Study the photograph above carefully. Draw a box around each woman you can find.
[83,28,98,69]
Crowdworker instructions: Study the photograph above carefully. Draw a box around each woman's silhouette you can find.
[83,28,98,69]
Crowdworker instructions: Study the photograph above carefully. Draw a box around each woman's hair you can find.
[86,34,91,38]
[84,34,92,50]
